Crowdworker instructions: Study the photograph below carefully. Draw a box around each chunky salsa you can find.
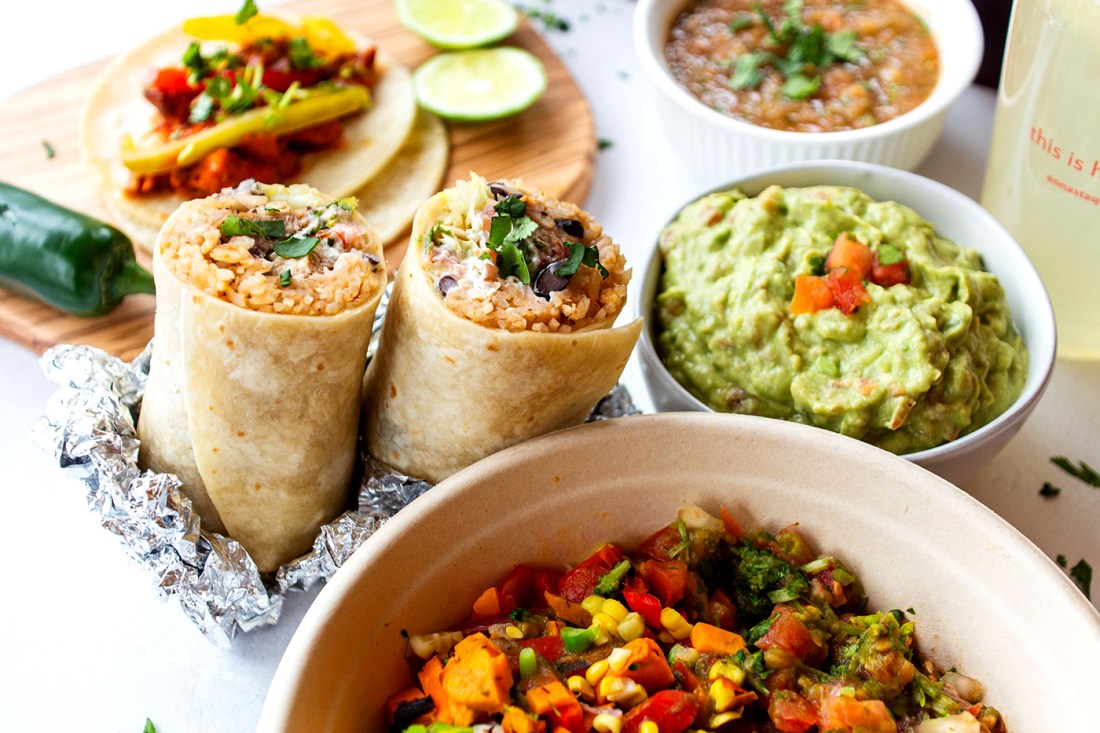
[665,0,939,132]
[125,17,376,198]
[387,506,1006,733]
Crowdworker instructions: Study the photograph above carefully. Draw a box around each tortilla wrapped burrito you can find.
[363,174,642,483]
[137,181,386,572]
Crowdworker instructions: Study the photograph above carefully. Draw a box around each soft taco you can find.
[79,8,420,252]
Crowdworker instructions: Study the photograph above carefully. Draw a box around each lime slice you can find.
[413,47,548,122]
[396,0,520,50]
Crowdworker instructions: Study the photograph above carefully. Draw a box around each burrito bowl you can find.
[257,413,1100,732]
[637,161,1055,486]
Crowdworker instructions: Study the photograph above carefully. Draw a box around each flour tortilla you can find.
[79,23,416,252]
[362,191,643,483]
[137,187,386,572]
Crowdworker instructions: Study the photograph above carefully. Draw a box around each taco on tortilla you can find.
[79,8,419,252]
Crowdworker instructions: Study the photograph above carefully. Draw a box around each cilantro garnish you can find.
[42,139,56,160]
[279,269,291,287]
[288,37,323,70]
[727,0,864,100]
[144,719,157,733]
[1039,482,1062,498]
[220,216,287,239]
[597,138,614,151]
[495,244,531,284]
[556,243,608,278]
[274,236,321,258]
[235,0,259,25]
[494,194,527,219]
[1051,456,1100,487]
[1057,555,1093,599]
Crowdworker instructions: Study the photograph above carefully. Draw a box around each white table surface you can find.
[2,2,1098,731]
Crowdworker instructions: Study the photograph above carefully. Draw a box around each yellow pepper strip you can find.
[181,14,354,54]
[182,13,299,44]
[120,85,370,175]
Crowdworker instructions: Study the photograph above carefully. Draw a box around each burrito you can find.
[362,174,642,483]
[137,180,386,572]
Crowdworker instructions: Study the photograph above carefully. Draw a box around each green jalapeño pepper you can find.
[0,182,155,316]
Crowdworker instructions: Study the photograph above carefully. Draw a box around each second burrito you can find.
[362,174,642,483]
[137,181,386,572]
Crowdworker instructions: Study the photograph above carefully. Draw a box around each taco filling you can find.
[124,13,377,199]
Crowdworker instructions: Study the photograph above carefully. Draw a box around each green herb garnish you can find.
[143,719,157,733]
[42,140,56,160]
[598,138,614,151]
[594,560,631,596]
[288,36,323,70]
[1051,456,1100,487]
[189,92,216,124]
[274,236,321,258]
[235,0,259,25]
[182,41,209,84]
[279,269,292,287]
[728,0,864,101]
[1040,482,1062,498]
[220,215,287,239]
[494,194,527,219]
[1071,559,1093,599]
[520,6,570,32]
[495,243,531,284]
[556,242,608,278]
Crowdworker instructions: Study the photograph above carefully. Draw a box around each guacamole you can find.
[656,185,1028,453]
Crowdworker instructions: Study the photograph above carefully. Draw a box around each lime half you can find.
[413,47,548,122]
[396,0,520,50]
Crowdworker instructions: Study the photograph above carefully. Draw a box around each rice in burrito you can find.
[137,180,386,572]
[362,174,642,483]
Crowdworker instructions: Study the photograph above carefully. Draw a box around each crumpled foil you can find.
[31,291,639,646]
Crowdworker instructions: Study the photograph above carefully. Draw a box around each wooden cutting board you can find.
[0,0,595,361]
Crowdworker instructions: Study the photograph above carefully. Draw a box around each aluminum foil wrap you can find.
[32,292,639,646]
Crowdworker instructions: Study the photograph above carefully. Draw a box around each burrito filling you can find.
[422,175,630,333]
[159,179,384,315]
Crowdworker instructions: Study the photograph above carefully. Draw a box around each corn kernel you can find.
[593,611,620,636]
[709,711,744,728]
[582,595,605,616]
[599,675,647,707]
[638,721,660,733]
[617,612,645,642]
[708,659,746,686]
[586,659,610,686]
[407,631,463,659]
[593,625,611,646]
[669,643,700,667]
[709,676,743,713]
[567,675,595,700]
[600,598,629,622]
[592,714,622,733]
[660,607,693,640]
[606,647,632,673]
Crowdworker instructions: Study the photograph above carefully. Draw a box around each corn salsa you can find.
[665,0,939,132]
[387,505,1006,733]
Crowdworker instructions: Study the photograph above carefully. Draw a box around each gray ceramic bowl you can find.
[637,161,1056,485]
[257,413,1098,732]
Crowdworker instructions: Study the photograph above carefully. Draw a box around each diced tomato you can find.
[144,67,202,121]
[499,564,536,610]
[755,607,827,666]
[812,683,897,733]
[519,635,565,664]
[825,267,871,315]
[623,573,650,595]
[638,559,689,607]
[706,588,737,630]
[870,251,910,287]
[637,525,682,561]
[790,274,835,315]
[260,64,326,92]
[557,564,608,603]
[768,690,819,733]
[576,543,624,569]
[621,690,700,733]
[825,233,874,280]
[623,591,664,628]
[672,660,701,692]
[619,638,676,692]
[532,569,560,608]
[526,681,584,733]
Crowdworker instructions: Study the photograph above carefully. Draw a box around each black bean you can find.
[437,275,458,296]
[390,696,434,732]
[489,183,510,200]
[534,260,572,298]
[362,252,380,264]
[556,218,584,239]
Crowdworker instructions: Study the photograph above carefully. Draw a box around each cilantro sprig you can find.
[728,0,863,100]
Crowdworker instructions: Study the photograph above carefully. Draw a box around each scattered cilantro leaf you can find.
[189,92,216,124]
[496,243,531,284]
[288,37,322,70]
[556,243,608,278]
[182,41,208,83]
[279,269,292,287]
[143,720,157,733]
[235,0,259,25]
[729,13,756,32]
[598,138,614,150]
[1039,482,1062,498]
[781,73,820,100]
[488,214,514,248]
[519,6,570,32]
[730,53,767,90]
[42,140,56,160]
[502,216,538,247]
[274,236,321,258]
[1070,559,1093,599]
[1051,456,1100,487]
[219,216,287,239]
[494,194,527,219]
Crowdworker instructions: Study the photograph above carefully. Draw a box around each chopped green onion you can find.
[279,270,291,287]
[235,0,258,25]
[560,624,599,653]
[768,586,803,603]
[518,647,537,679]
[1051,456,1100,487]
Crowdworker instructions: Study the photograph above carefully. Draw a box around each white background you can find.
[1,1,1098,731]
